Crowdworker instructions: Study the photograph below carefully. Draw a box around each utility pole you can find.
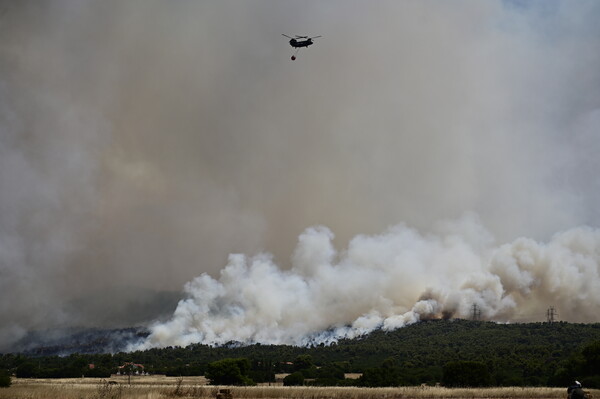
[471,304,481,321]
[547,306,557,323]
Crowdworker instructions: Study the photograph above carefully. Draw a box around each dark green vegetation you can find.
[442,361,491,387]
[0,369,10,388]
[2,320,600,387]
[205,358,254,385]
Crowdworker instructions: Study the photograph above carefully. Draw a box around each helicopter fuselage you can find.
[289,38,313,48]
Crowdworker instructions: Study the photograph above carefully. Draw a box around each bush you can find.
[293,355,313,372]
[442,361,491,387]
[16,362,36,378]
[358,358,402,387]
[582,341,600,375]
[206,358,255,386]
[0,370,11,388]
[283,371,305,386]
[580,375,600,389]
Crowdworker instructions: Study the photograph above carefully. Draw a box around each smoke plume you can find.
[1,1,600,351]
[135,215,600,349]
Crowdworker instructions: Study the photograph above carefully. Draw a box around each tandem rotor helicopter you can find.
[282,34,321,60]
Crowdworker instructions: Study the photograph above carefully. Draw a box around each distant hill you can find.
[164,319,600,367]
[5,319,600,386]
[9,327,149,356]
[10,319,600,361]
[125,319,600,385]
[306,319,600,369]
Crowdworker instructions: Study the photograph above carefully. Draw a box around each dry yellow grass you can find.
[1,377,596,399]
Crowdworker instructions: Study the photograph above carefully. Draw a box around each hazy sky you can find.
[1,0,599,350]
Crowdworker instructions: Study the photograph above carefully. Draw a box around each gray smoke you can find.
[1,1,600,351]
[134,215,600,349]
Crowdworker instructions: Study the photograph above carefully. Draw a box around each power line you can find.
[472,304,481,321]
[547,306,558,323]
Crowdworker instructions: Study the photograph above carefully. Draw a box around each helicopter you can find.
[282,34,321,60]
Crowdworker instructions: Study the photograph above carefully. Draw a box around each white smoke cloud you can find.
[135,214,600,349]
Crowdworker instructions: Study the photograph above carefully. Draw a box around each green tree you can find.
[206,358,254,386]
[358,358,401,387]
[0,370,11,388]
[317,363,345,380]
[442,361,491,387]
[16,362,37,378]
[311,363,346,386]
[283,371,305,386]
[582,341,600,375]
[293,355,314,372]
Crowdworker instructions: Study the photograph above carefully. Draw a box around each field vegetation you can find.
[1,377,596,399]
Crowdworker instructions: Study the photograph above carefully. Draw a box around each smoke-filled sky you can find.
[1,0,600,351]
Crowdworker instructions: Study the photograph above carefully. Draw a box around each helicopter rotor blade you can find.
[282,34,293,39]
[309,35,322,39]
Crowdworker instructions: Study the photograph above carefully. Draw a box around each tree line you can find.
[2,320,600,388]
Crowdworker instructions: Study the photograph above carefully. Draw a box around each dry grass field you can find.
[0,377,595,399]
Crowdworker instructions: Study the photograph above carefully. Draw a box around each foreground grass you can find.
[1,377,595,399]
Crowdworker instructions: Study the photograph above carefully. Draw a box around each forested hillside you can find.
[3,320,600,387]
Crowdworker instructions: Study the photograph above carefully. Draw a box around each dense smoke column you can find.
[135,216,600,350]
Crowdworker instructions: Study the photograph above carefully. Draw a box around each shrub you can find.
[442,360,491,387]
[283,371,305,386]
[580,375,600,389]
[0,370,11,388]
[206,358,255,386]
[16,362,36,378]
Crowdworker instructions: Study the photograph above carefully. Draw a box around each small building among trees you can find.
[117,362,147,376]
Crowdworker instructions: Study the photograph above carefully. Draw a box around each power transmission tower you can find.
[471,303,481,321]
[547,306,557,323]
